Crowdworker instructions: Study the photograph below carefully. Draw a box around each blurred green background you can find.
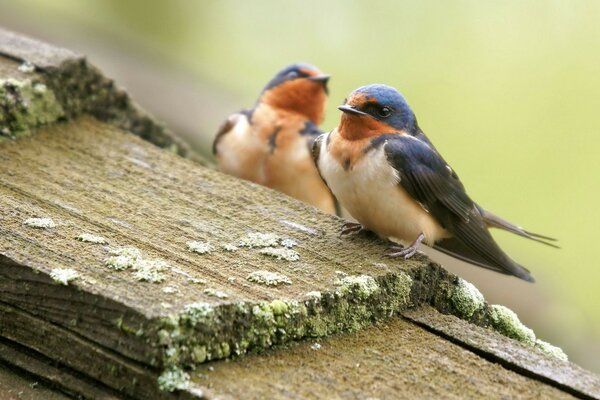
[1,0,599,373]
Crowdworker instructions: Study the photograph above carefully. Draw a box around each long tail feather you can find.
[478,207,560,249]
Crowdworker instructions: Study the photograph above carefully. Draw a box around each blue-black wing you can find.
[379,134,534,282]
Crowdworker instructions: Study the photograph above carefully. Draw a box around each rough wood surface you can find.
[1,117,597,399]
[403,307,600,399]
[193,316,575,400]
[0,362,71,400]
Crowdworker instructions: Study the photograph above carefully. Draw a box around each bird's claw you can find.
[340,222,363,236]
[386,245,419,259]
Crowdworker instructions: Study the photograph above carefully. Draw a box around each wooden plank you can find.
[403,307,600,399]
[0,30,194,158]
[0,361,72,400]
[190,317,576,400]
[0,117,595,398]
[0,117,428,397]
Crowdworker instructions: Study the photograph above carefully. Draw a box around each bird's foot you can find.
[386,233,425,260]
[340,222,364,236]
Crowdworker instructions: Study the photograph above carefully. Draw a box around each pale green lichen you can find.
[305,291,322,301]
[162,286,178,294]
[75,233,107,244]
[222,243,239,252]
[335,275,379,299]
[157,367,190,392]
[450,278,485,318]
[187,240,214,254]
[0,78,64,139]
[132,259,168,283]
[203,288,229,299]
[104,247,167,282]
[280,238,298,248]
[535,339,568,361]
[18,62,35,74]
[154,271,415,381]
[239,232,280,248]
[259,247,300,261]
[182,302,214,326]
[23,217,56,229]
[490,304,536,346]
[269,300,288,315]
[49,268,79,285]
[104,247,141,270]
[247,270,292,286]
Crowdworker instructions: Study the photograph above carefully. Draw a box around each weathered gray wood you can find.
[0,361,72,400]
[0,28,194,159]
[190,316,576,400]
[403,307,600,399]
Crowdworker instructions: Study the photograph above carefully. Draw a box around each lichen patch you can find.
[104,247,168,282]
[259,247,300,262]
[450,278,484,319]
[157,367,190,392]
[23,217,56,229]
[535,339,568,361]
[76,233,107,244]
[222,243,239,252]
[187,240,214,254]
[49,268,79,285]
[247,270,292,286]
[0,78,64,139]
[204,288,229,299]
[335,274,379,299]
[490,304,536,346]
[239,232,280,248]
[132,259,168,283]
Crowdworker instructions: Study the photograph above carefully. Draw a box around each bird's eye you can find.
[378,106,392,118]
[287,71,299,79]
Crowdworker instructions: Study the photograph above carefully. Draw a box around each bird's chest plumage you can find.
[318,132,448,244]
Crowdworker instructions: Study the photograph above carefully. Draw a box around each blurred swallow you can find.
[214,63,337,214]
[313,84,557,282]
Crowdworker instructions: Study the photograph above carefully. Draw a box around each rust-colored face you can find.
[338,93,398,141]
[261,66,329,124]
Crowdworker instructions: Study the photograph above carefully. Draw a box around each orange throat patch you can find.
[338,114,394,141]
[262,80,327,124]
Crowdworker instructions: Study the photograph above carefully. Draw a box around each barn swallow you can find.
[213,63,337,214]
[313,84,557,282]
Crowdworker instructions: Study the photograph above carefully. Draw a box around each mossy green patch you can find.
[157,367,190,392]
[535,339,569,362]
[450,278,484,319]
[490,304,536,346]
[0,78,64,139]
[153,270,415,392]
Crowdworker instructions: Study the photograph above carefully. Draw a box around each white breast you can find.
[318,134,448,245]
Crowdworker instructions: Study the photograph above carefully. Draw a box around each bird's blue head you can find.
[263,63,330,93]
[338,84,417,140]
[260,63,330,124]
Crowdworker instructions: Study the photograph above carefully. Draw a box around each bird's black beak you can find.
[307,75,330,94]
[338,105,367,116]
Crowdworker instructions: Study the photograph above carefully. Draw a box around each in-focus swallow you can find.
[214,63,337,214]
[313,84,557,282]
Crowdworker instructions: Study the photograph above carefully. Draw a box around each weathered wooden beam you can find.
[0,28,194,159]
[0,360,72,400]
[190,314,578,399]
[1,28,598,399]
